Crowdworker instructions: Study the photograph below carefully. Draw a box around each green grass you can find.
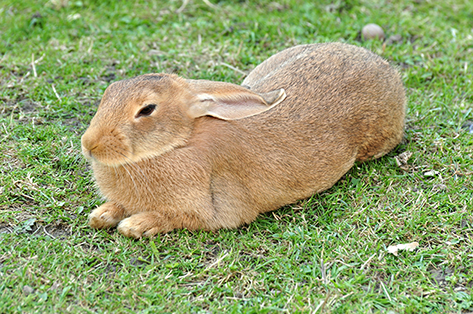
[1,0,472,312]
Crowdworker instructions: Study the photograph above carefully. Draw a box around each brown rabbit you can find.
[81,42,405,238]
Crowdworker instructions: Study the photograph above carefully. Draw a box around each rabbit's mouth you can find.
[81,126,134,167]
[81,142,133,167]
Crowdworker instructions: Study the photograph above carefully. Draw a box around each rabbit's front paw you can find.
[88,202,126,229]
[117,212,174,238]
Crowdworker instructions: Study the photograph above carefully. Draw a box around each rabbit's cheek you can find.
[128,138,183,163]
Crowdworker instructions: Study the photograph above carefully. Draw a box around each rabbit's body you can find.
[82,43,405,238]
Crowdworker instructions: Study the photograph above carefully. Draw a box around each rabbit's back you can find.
[241,42,406,162]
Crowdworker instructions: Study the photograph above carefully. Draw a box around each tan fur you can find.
[82,43,406,238]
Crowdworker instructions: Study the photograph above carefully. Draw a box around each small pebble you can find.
[362,23,385,40]
[386,34,403,45]
[433,184,447,191]
[23,285,35,295]
[424,170,439,177]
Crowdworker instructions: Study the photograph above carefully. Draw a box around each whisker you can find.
[122,163,141,204]
[115,150,161,207]
[112,149,141,203]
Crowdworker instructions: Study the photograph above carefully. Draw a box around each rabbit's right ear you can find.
[187,83,286,120]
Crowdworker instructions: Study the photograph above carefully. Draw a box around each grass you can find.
[1,0,472,312]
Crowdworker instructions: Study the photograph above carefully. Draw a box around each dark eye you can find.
[136,104,156,118]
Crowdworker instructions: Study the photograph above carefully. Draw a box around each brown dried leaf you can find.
[394,151,413,170]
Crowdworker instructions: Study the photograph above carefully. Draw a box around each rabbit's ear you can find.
[187,85,286,120]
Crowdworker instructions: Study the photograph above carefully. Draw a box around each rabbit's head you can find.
[81,73,285,166]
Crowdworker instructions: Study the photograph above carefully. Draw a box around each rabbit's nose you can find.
[81,129,99,158]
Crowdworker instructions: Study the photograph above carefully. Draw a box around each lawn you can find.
[1,0,472,313]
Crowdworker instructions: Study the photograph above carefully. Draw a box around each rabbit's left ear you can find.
[187,82,286,120]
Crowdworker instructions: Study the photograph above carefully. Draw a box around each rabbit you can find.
[81,42,406,238]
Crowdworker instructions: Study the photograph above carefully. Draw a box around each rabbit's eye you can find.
[136,104,156,118]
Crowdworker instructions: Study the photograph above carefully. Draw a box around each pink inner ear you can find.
[216,93,268,107]
[187,79,284,120]
[203,93,273,120]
